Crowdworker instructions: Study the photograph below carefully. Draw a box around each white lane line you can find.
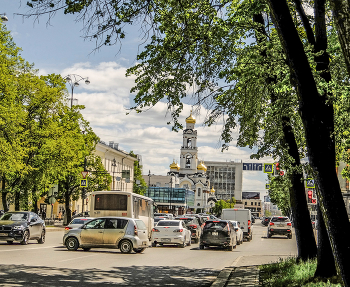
[57,254,98,263]
[0,245,57,252]
[231,255,242,267]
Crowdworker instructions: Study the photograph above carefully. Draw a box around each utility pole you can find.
[82,157,87,213]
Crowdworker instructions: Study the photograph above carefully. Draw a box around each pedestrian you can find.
[72,210,77,216]
[58,211,62,221]
[42,210,46,221]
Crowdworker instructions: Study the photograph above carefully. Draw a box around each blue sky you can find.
[2,1,270,197]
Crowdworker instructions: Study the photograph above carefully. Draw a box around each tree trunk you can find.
[329,0,350,76]
[64,183,72,226]
[1,176,8,212]
[315,202,337,277]
[253,13,317,261]
[15,190,20,211]
[268,1,350,285]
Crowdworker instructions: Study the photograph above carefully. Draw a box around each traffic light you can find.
[307,190,312,203]
[312,198,317,204]
[273,163,285,176]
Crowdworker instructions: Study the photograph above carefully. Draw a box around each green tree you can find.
[129,151,147,195]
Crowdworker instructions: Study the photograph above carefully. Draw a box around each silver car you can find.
[267,216,292,239]
[64,217,95,234]
[63,217,149,253]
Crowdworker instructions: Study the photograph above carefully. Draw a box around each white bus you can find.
[89,191,154,239]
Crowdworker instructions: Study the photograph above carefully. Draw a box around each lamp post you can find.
[63,74,90,108]
[112,158,117,190]
[0,14,8,22]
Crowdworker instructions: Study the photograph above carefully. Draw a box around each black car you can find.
[262,217,271,226]
[0,211,46,245]
[200,220,237,251]
[175,216,201,243]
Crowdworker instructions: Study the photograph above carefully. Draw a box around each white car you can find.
[230,220,243,245]
[64,217,94,234]
[151,220,191,248]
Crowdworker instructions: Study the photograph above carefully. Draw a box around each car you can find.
[72,211,90,219]
[200,220,237,251]
[0,211,46,245]
[175,216,201,243]
[151,220,191,248]
[64,217,95,234]
[154,213,174,220]
[154,217,166,225]
[63,217,149,253]
[267,216,293,239]
[229,220,243,245]
[262,217,271,226]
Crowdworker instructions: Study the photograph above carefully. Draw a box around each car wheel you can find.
[120,240,133,254]
[82,248,91,251]
[133,248,146,253]
[66,237,79,251]
[7,241,13,244]
[194,237,199,244]
[37,230,45,244]
[199,244,204,250]
[236,237,240,245]
[288,234,292,239]
[151,242,157,247]
[20,231,29,245]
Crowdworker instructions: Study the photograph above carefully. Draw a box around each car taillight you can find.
[134,225,138,236]
[173,229,183,232]
[248,220,251,226]
[65,227,72,231]
[269,222,274,226]
[152,228,160,232]
[287,223,292,226]
[189,224,197,229]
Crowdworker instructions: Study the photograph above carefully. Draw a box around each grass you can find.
[259,257,343,286]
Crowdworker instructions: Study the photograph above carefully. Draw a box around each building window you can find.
[197,203,200,206]
[258,202,260,206]
[198,188,201,197]
[186,155,191,168]
[245,202,247,205]
[255,202,257,206]
[187,138,192,148]
[251,202,253,206]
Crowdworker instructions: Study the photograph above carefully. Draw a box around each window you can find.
[197,203,200,206]
[95,194,127,210]
[104,219,128,229]
[255,202,257,206]
[258,202,260,206]
[85,219,105,229]
[198,188,201,197]
[186,155,191,168]
[135,220,147,230]
[251,202,253,205]
[157,221,180,227]
[187,138,192,147]
[244,202,247,205]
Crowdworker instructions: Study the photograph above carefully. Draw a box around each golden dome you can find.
[186,112,196,124]
[197,161,207,171]
[170,160,180,170]
[210,186,215,193]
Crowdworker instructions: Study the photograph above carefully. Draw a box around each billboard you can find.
[242,192,260,199]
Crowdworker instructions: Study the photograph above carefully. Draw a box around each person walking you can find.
[58,211,62,221]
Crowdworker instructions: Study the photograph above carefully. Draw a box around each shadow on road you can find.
[0,264,219,286]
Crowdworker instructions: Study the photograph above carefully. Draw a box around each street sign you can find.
[49,197,56,204]
[265,184,270,189]
[81,171,88,179]
[243,163,263,171]
[263,163,273,173]
[306,178,315,188]
[122,170,130,179]
[80,179,88,187]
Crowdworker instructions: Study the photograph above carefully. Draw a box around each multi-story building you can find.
[242,199,262,218]
[204,161,243,201]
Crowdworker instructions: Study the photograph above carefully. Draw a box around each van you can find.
[221,209,252,241]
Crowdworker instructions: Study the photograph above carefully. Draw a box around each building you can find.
[242,199,262,218]
[204,161,243,201]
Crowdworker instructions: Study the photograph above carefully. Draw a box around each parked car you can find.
[230,220,243,245]
[200,220,237,251]
[0,211,46,245]
[151,220,191,248]
[63,217,149,253]
[267,216,292,239]
[64,217,95,234]
[72,211,90,219]
[175,216,201,243]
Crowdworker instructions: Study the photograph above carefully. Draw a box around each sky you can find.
[2,1,271,198]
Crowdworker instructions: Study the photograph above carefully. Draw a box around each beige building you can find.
[243,199,262,217]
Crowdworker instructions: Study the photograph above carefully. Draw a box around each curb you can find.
[211,266,260,287]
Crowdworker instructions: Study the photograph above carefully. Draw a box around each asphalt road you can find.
[0,220,297,286]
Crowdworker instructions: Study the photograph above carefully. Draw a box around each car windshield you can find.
[157,221,180,227]
[204,222,227,229]
[271,217,290,222]
[0,212,28,221]
[71,218,91,225]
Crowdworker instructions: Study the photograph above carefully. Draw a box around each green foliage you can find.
[259,257,342,286]
[212,197,236,217]
[268,174,291,216]
[129,151,147,195]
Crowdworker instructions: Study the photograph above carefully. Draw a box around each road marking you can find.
[231,256,242,267]
[0,245,56,252]
[57,254,97,263]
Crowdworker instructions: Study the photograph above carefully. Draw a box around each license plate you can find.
[161,238,171,242]
[212,232,218,236]
[0,233,8,236]
[279,224,285,227]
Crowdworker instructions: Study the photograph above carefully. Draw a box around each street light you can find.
[63,74,90,108]
[0,14,8,22]
[112,158,117,190]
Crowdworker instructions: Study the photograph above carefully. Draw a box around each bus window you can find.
[95,194,127,210]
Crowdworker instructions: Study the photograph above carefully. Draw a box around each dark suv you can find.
[267,216,292,239]
[200,220,237,251]
[175,217,201,243]
[0,211,46,245]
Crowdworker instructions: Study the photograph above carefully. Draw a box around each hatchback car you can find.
[200,220,237,251]
[175,216,201,243]
[0,211,45,245]
[230,220,243,245]
[267,216,292,239]
[151,220,191,247]
[63,217,149,253]
[64,217,95,234]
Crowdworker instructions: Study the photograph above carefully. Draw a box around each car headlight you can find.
[13,225,25,230]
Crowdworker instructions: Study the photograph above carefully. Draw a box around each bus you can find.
[89,191,154,239]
